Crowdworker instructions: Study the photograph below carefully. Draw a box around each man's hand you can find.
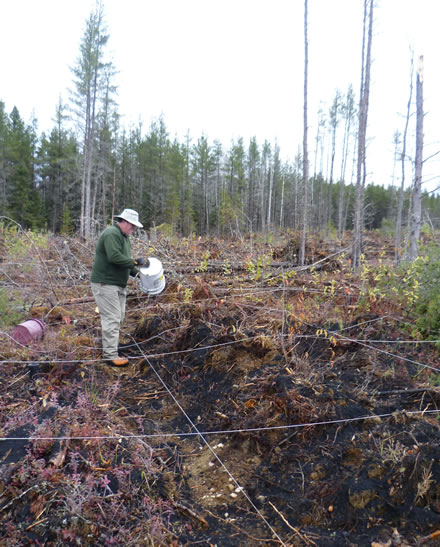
[134,257,150,267]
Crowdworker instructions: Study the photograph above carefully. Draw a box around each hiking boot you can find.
[109,356,129,367]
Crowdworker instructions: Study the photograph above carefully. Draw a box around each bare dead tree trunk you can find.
[259,162,266,233]
[294,159,299,229]
[84,90,97,238]
[338,86,355,239]
[80,111,90,238]
[111,164,116,221]
[409,56,424,261]
[395,55,414,263]
[312,107,325,230]
[327,91,341,231]
[352,0,373,271]
[280,174,285,228]
[266,167,273,228]
[299,0,309,266]
[74,4,109,239]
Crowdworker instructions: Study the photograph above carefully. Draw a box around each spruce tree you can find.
[70,1,115,237]
[5,107,43,228]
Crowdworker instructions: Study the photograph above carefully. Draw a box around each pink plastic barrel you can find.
[11,319,46,345]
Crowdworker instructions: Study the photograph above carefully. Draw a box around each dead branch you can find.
[174,502,209,529]
[269,501,317,546]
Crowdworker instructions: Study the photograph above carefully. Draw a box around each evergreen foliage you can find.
[4,107,46,229]
[1,103,440,237]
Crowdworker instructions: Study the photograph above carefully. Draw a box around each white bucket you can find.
[139,257,166,295]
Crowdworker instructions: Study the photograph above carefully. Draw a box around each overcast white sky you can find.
[2,0,440,190]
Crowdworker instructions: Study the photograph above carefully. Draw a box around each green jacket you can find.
[91,224,138,287]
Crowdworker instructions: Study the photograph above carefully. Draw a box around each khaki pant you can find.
[91,282,127,360]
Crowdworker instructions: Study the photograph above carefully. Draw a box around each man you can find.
[91,208,147,366]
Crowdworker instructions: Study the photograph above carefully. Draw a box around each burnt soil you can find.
[1,231,440,546]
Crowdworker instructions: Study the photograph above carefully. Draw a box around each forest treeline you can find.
[0,2,437,241]
[1,102,438,238]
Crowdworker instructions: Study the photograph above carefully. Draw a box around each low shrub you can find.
[0,288,24,328]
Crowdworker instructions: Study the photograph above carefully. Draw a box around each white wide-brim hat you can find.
[115,208,143,228]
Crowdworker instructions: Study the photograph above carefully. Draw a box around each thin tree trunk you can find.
[337,88,354,239]
[296,175,300,229]
[80,114,90,237]
[328,127,336,229]
[111,164,116,221]
[266,167,273,227]
[280,174,285,228]
[327,93,340,230]
[260,165,266,233]
[352,0,373,271]
[409,56,424,261]
[312,109,324,230]
[299,0,309,266]
[395,56,414,263]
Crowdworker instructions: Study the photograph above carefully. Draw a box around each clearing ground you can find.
[1,228,440,546]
